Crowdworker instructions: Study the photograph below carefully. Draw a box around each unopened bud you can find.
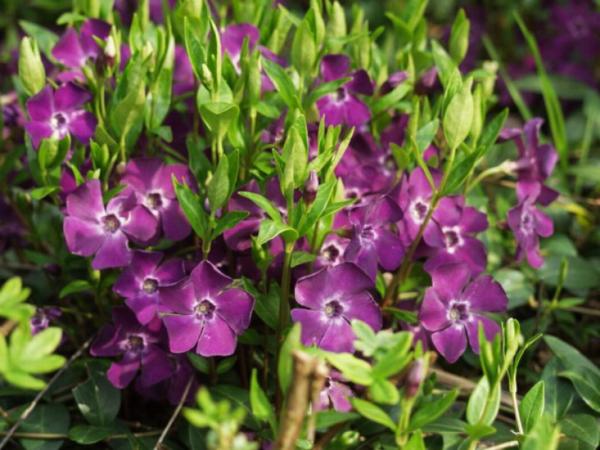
[405,358,425,398]
[303,171,319,204]
[19,37,46,96]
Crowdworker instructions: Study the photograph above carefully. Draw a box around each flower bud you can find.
[19,37,46,96]
[201,63,214,89]
[291,19,317,78]
[449,9,470,64]
[303,171,319,204]
[405,358,425,398]
[328,2,347,53]
[482,61,498,98]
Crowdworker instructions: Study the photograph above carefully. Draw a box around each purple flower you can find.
[113,251,185,325]
[316,54,374,127]
[501,118,558,206]
[315,234,350,270]
[63,179,158,269]
[392,167,442,248]
[30,307,62,335]
[52,19,111,68]
[25,82,97,148]
[91,307,172,389]
[160,260,254,357]
[221,24,260,68]
[318,372,353,412]
[291,263,382,353]
[420,263,508,363]
[423,196,488,275]
[173,46,196,96]
[507,195,553,269]
[344,196,404,279]
[121,158,194,242]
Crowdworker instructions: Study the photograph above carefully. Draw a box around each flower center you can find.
[336,87,347,101]
[127,334,144,352]
[409,199,429,224]
[142,277,158,294]
[102,214,121,233]
[321,244,340,263]
[194,299,216,319]
[442,226,463,252]
[359,225,376,243]
[51,112,68,130]
[146,192,163,210]
[448,301,470,323]
[520,211,535,234]
[324,300,343,318]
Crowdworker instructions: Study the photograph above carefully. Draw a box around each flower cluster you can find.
[8,0,562,422]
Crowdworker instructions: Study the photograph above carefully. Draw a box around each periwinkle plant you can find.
[3,0,591,449]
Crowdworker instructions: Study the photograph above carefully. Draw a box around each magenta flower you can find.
[52,19,111,69]
[173,46,196,96]
[160,261,254,357]
[291,263,382,353]
[121,158,194,242]
[113,251,185,325]
[392,167,442,247]
[507,195,554,269]
[91,307,172,389]
[501,118,558,206]
[420,263,508,363]
[318,372,353,412]
[343,196,404,279]
[423,196,488,275]
[30,307,62,335]
[63,180,158,269]
[221,24,260,68]
[25,83,97,148]
[316,54,374,127]
[315,234,350,270]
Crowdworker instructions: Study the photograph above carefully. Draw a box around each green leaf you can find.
[449,9,470,64]
[409,389,459,431]
[305,77,351,107]
[73,369,121,426]
[212,211,249,238]
[559,414,600,448]
[250,369,276,431]
[369,379,399,405]
[187,353,210,374]
[521,414,560,450]
[443,80,474,150]
[110,76,146,146]
[370,82,412,115]
[298,179,337,236]
[174,182,208,241]
[207,154,230,211]
[351,398,395,431]
[405,430,426,450]
[19,404,70,450]
[256,220,297,247]
[290,251,316,268]
[315,411,359,430]
[415,119,439,153]
[199,102,239,142]
[30,186,59,200]
[22,328,62,360]
[325,353,373,385]
[262,58,301,109]
[238,191,282,221]
[544,336,600,378]
[278,324,301,395]
[216,356,237,375]
[19,21,59,57]
[520,381,545,433]
[59,280,93,298]
[466,377,500,426]
[68,425,113,444]
[559,371,600,413]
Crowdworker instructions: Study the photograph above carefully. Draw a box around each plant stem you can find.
[511,387,524,435]
[484,440,520,450]
[154,376,194,449]
[0,337,92,449]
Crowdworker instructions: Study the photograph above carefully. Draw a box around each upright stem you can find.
[276,242,295,410]
[511,387,524,435]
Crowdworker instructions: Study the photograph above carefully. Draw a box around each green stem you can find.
[276,242,295,411]
[510,387,524,435]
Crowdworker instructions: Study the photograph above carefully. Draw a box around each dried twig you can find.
[306,360,329,444]
[0,337,92,450]
[154,376,194,450]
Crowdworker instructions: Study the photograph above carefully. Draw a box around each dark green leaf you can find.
[520,381,545,433]
[409,389,459,431]
[73,370,121,426]
[68,425,113,444]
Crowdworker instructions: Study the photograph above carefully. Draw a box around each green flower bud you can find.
[291,19,317,78]
[470,83,483,142]
[328,1,347,52]
[449,9,470,64]
[19,37,46,96]
[482,60,498,98]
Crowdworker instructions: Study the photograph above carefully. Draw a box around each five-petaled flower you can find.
[63,179,158,269]
[91,307,172,389]
[291,262,382,353]
[160,260,254,357]
[25,82,97,148]
[113,251,185,325]
[420,263,508,363]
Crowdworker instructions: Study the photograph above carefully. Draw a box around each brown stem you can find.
[154,376,194,449]
[275,351,318,450]
[307,361,329,444]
